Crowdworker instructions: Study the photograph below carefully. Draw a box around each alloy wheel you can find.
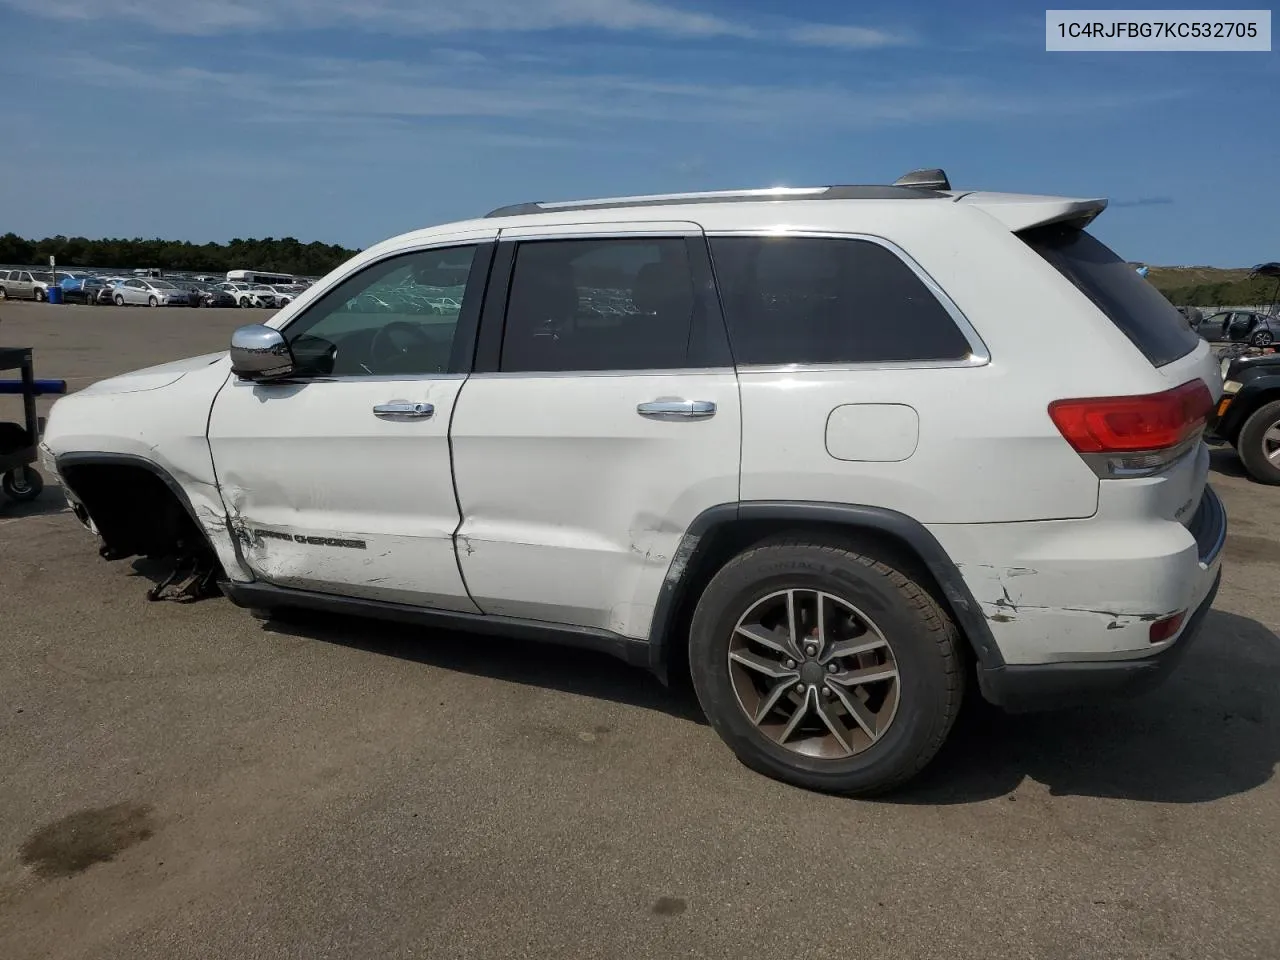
[728,588,900,760]
[1264,420,1280,465]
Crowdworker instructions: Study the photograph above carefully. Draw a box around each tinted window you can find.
[500,238,696,373]
[283,245,476,377]
[709,236,972,366]
[1020,224,1199,367]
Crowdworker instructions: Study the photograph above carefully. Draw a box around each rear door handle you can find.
[636,399,717,421]
[373,401,434,421]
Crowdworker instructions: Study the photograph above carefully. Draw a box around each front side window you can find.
[283,245,477,377]
[709,236,972,366]
[499,237,696,373]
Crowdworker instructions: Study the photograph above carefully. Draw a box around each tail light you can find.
[1048,379,1213,478]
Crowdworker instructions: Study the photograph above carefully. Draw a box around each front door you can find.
[207,233,496,609]
[450,223,741,639]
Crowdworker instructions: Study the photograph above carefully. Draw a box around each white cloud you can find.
[55,52,1181,132]
[2,0,912,49]
[3,0,746,37]
[786,24,912,49]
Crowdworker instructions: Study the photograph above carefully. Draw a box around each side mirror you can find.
[230,324,295,381]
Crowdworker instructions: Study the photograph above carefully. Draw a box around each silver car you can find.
[111,278,191,307]
[0,269,40,301]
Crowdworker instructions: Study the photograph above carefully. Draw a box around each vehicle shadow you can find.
[1208,444,1249,479]
[258,607,710,726]
[0,476,69,520]
[891,609,1280,805]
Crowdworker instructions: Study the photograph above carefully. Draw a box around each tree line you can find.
[1153,276,1279,308]
[0,232,359,278]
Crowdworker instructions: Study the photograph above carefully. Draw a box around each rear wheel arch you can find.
[647,501,1003,684]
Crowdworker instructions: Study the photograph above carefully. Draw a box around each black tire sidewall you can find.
[689,546,956,794]
[1238,398,1280,485]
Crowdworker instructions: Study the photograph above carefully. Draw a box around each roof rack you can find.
[484,169,954,218]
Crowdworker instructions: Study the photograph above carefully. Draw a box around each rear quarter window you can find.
[1019,224,1200,368]
[708,236,973,366]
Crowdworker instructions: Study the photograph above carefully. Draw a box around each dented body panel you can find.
[449,371,742,637]
[41,354,252,582]
[207,373,479,611]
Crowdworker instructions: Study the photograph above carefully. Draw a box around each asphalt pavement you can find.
[1,301,1278,959]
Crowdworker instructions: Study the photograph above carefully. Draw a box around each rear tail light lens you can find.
[1048,380,1213,478]
[1149,611,1186,644]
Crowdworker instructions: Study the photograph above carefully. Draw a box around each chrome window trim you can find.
[465,367,737,381]
[704,229,991,369]
[496,221,704,241]
[271,231,496,336]
[245,372,470,385]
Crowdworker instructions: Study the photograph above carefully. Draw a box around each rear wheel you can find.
[1251,330,1275,347]
[0,286,7,300]
[1237,398,1280,485]
[688,539,964,796]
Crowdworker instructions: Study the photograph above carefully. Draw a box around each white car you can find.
[217,282,274,308]
[39,169,1226,795]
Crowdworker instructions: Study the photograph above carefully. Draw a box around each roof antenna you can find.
[893,168,951,190]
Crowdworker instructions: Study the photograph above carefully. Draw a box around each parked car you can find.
[31,272,56,301]
[62,277,109,305]
[39,170,1226,796]
[264,284,304,306]
[111,277,191,307]
[1190,309,1280,347]
[1210,346,1280,484]
[217,282,273,308]
[173,279,237,308]
[0,269,41,300]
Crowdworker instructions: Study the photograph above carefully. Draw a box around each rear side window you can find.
[708,236,972,366]
[1020,224,1199,368]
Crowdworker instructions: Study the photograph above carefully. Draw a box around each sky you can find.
[0,0,1275,266]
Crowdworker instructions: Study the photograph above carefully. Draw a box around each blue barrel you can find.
[46,286,63,304]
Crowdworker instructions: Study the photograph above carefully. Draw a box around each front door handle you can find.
[636,399,717,421]
[373,401,434,421]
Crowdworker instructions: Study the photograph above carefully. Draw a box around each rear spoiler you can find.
[954,192,1108,233]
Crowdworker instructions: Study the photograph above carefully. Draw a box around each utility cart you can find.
[0,346,67,503]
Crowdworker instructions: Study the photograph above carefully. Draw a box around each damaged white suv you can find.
[41,169,1227,795]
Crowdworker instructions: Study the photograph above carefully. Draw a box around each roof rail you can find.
[483,171,953,218]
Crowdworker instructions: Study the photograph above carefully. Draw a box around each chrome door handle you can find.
[636,399,717,420]
[373,401,434,421]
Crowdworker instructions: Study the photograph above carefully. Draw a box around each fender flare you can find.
[646,500,1004,678]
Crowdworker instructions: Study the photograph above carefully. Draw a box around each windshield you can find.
[1020,224,1200,368]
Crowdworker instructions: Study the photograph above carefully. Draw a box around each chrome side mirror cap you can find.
[230,324,295,381]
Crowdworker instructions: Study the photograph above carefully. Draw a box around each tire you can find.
[1236,398,1280,485]
[34,288,46,302]
[114,294,125,306]
[688,539,964,796]
[2,466,44,502]
[0,287,7,300]
[1251,330,1275,347]
[148,295,158,307]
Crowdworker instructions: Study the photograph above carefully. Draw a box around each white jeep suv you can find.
[39,170,1227,795]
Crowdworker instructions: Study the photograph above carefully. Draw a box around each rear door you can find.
[449,222,741,638]
[14,272,34,299]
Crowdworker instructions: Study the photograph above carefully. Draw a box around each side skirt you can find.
[220,580,654,671]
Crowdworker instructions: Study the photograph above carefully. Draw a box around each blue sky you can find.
[0,0,1275,265]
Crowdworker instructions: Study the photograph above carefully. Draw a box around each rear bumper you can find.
[977,568,1221,712]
